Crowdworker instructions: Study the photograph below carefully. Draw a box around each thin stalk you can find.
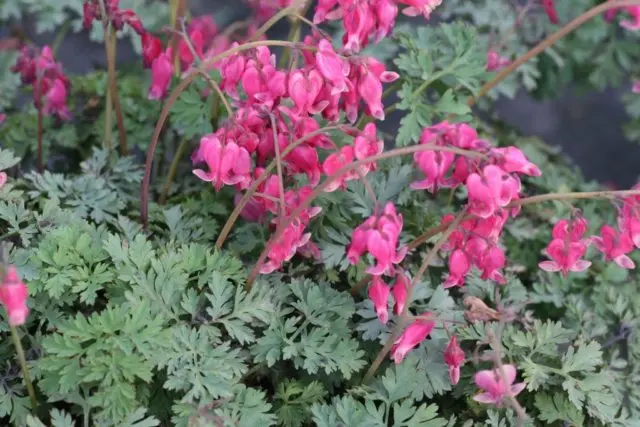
[170,0,187,76]
[279,1,309,68]
[36,105,43,172]
[269,114,287,222]
[159,138,190,204]
[10,326,37,411]
[51,19,72,55]
[470,0,640,108]
[104,26,128,155]
[103,73,113,151]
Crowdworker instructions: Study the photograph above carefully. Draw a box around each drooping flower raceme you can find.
[11,46,71,120]
[0,266,29,326]
[410,121,541,289]
[473,364,526,406]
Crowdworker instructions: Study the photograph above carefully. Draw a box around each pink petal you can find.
[473,392,499,405]
[539,261,561,272]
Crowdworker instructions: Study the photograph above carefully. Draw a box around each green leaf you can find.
[274,380,327,427]
[170,82,214,139]
[562,341,602,374]
[535,393,585,426]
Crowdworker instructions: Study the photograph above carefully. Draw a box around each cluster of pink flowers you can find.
[0,266,29,326]
[539,188,640,274]
[11,46,71,120]
[368,270,409,323]
[140,16,258,100]
[183,27,400,273]
[605,1,640,31]
[314,0,442,53]
[410,121,541,289]
[83,0,145,34]
[347,202,407,276]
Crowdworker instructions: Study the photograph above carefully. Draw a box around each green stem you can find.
[103,73,113,151]
[36,105,43,173]
[51,19,72,56]
[105,28,128,155]
[10,326,37,411]
[159,138,190,205]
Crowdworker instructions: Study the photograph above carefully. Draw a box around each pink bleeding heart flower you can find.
[260,220,311,274]
[491,147,541,177]
[397,0,442,18]
[358,70,384,120]
[443,335,465,385]
[288,69,327,115]
[375,0,398,42]
[411,150,455,192]
[592,225,636,269]
[148,48,174,100]
[486,49,511,71]
[633,81,640,94]
[444,249,471,288]
[390,313,435,364]
[141,33,163,69]
[473,364,526,406]
[315,39,349,94]
[478,245,506,284]
[347,202,407,276]
[369,276,390,324]
[313,0,340,24]
[219,45,246,98]
[0,266,29,326]
[391,271,409,315]
[539,239,591,276]
[179,29,204,68]
[43,77,71,120]
[0,113,5,125]
[466,165,510,219]
[353,123,383,173]
[192,135,251,191]
[323,145,357,192]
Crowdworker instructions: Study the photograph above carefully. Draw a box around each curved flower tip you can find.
[473,364,526,406]
[369,277,390,324]
[443,335,465,385]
